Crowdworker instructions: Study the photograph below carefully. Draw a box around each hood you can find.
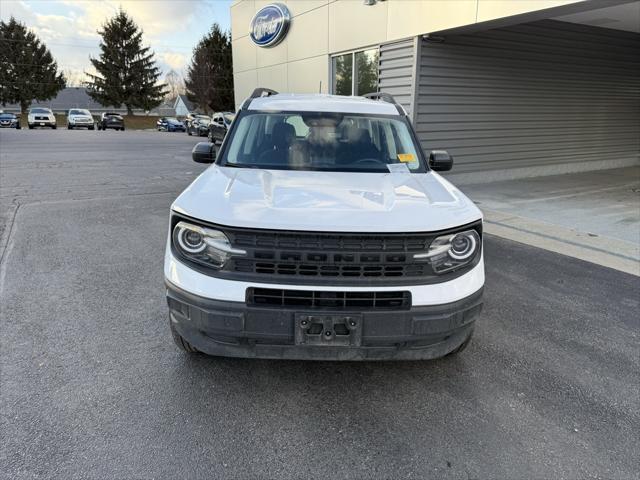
[172,167,482,233]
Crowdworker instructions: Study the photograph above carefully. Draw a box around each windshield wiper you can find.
[223,163,261,169]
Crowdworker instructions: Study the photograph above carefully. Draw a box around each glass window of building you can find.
[355,49,378,96]
[332,54,353,96]
[332,48,378,96]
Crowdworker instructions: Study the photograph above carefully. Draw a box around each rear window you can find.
[221,111,424,173]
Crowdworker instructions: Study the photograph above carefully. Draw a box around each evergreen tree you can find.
[0,17,66,113]
[85,10,166,114]
[185,24,234,113]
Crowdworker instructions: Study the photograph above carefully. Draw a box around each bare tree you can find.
[164,69,185,102]
[63,69,86,87]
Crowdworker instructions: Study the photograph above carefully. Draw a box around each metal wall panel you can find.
[415,20,640,175]
[378,38,416,116]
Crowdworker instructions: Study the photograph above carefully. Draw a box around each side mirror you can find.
[192,142,217,164]
[428,150,453,172]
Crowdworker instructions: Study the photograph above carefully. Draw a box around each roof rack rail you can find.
[362,92,405,115]
[241,88,279,109]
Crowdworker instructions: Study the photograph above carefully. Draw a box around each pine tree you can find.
[85,9,166,114]
[185,24,234,113]
[0,17,66,113]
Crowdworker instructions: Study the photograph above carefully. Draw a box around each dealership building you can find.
[230,0,639,181]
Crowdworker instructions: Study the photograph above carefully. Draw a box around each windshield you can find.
[0,113,16,119]
[69,109,90,115]
[220,111,425,173]
[30,108,51,114]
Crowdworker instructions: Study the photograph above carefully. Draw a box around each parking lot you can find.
[0,129,638,479]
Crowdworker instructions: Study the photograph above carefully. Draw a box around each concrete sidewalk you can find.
[461,167,640,276]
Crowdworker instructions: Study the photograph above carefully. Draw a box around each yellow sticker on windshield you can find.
[397,153,415,163]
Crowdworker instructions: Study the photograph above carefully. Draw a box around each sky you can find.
[0,0,233,85]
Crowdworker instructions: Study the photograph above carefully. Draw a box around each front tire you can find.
[68,125,73,130]
[170,321,199,353]
[28,124,34,130]
[52,125,57,130]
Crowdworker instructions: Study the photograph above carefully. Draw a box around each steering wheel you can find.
[353,158,385,166]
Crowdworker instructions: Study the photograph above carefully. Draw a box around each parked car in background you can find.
[186,115,211,137]
[67,109,95,130]
[0,112,21,129]
[97,112,125,131]
[157,117,186,132]
[207,111,235,144]
[184,113,203,130]
[28,107,56,129]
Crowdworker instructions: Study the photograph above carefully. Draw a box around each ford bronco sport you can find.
[165,89,484,360]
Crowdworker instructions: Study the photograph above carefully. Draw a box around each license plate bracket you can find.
[295,314,363,347]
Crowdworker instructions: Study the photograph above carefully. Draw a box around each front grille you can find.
[171,215,482,286]
[228,230,436,282]
[247,288,411,310]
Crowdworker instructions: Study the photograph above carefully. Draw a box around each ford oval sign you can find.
[249,3,291,48]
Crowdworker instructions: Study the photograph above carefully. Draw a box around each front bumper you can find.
[166,281,483,360]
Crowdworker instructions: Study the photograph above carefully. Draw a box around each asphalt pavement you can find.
[1,129,638,479]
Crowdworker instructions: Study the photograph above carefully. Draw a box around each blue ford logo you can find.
[249,3,291,48]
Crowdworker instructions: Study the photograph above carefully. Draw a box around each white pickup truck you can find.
[164,89,484,360]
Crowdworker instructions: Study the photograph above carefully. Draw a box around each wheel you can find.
[187,128,192,136]
[89,126,94,131]
[67,125,72,130]
[446,330,474,357]
[170,321,199,353]
[120,127,125,131]
[28,124,34,130]
[52,125,57,129]
[16,124,21,130]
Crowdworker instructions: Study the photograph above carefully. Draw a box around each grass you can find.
[18,113,161,130]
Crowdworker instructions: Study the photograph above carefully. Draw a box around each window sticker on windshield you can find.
[397,153,415,163]
[387,163,410,174]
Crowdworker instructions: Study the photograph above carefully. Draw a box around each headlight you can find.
[172,221,245,269]
[414,229,480,274]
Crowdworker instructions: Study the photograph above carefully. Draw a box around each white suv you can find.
[164,89,484,360]
[67,109,95,130]
[28,107,56,129]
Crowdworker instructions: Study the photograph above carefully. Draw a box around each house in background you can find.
[2,87,128,114]
[174,95,195,116]
[1,87,168,115]
[2,87,178,116]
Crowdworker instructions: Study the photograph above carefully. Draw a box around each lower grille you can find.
[247,288,411,310]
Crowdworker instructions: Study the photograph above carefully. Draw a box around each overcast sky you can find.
[1,0,233,84]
